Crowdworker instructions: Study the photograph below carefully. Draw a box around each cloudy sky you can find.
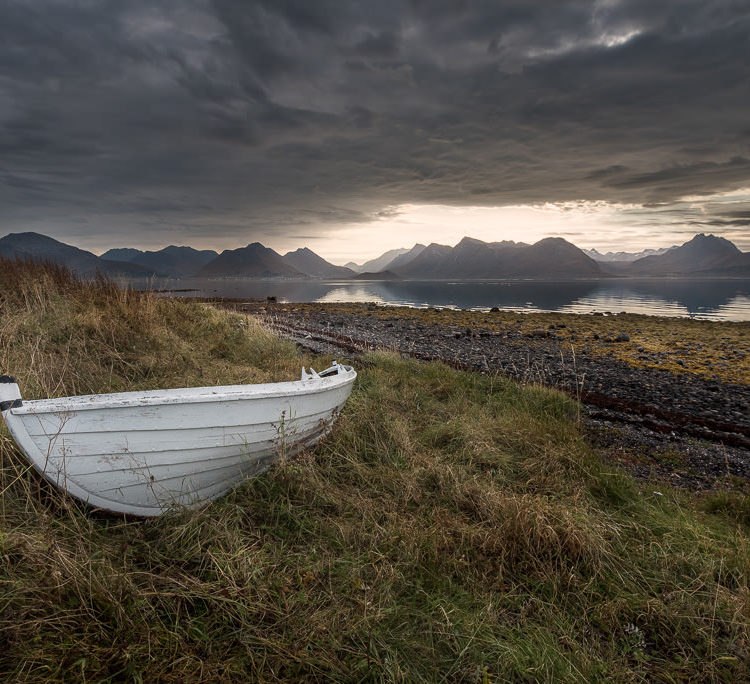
[1,0,749,262]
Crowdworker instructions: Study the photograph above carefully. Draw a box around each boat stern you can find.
[0,376,22,414]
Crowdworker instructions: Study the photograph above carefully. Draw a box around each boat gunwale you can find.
[7,366,356,416]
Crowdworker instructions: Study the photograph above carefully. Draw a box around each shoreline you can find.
[203,299,750,491]
[141,276,750,323]
[141,274,750,282]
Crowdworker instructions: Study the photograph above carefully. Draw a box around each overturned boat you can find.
[0,362,356,516]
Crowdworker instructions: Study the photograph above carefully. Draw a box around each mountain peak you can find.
[457,236,486,247]
[534,236,572,246]
[281,246,355,278]
[285,247,315,257]
[201,242,301,277]
[685,233,740,252]
[1,231,63,245]
[628,232,744,275]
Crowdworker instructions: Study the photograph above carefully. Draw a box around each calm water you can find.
[124,277,750,321]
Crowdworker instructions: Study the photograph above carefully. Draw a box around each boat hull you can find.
[0,364,355,516]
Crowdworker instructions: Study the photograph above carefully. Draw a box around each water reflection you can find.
[316,280,603,311]
[123,277,750,321]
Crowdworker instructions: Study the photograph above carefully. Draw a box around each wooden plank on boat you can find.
[0,363,356,516]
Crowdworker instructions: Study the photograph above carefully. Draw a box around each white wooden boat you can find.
[0,363,356,516]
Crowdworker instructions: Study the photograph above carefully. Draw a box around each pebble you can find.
[237,303,750,489]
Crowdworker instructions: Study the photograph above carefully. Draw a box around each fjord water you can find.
[132,277,750,321]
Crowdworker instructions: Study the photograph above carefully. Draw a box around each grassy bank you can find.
[1,260,748,681]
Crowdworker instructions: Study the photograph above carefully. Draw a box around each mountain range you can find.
[394,237,603,279]
[101,242,356,278]
[0,232,156,277]
[346,245,426,273]
[582,246,673,262]
[1,231,748,280]
[361,234,749,278]
[101,245,218,276]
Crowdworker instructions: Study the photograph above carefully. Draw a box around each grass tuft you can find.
[702,490,750,529]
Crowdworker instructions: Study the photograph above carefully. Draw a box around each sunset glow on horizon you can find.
[276,188,750,264]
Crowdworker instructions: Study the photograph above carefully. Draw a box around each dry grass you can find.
[0,258,305,400]
[0,259,748,681]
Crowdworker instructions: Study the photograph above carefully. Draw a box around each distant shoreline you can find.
[132,274,750,283]
[136,276,750,321]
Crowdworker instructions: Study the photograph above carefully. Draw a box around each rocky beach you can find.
[207,299,750,492]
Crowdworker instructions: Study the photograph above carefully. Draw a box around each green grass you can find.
[0,259,748,681]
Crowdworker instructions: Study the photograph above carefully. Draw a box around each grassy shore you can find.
[1,260,749,681]
[260,302,750,385]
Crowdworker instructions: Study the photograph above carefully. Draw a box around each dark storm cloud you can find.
[0,0,749,248]
[602,158,750,194]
